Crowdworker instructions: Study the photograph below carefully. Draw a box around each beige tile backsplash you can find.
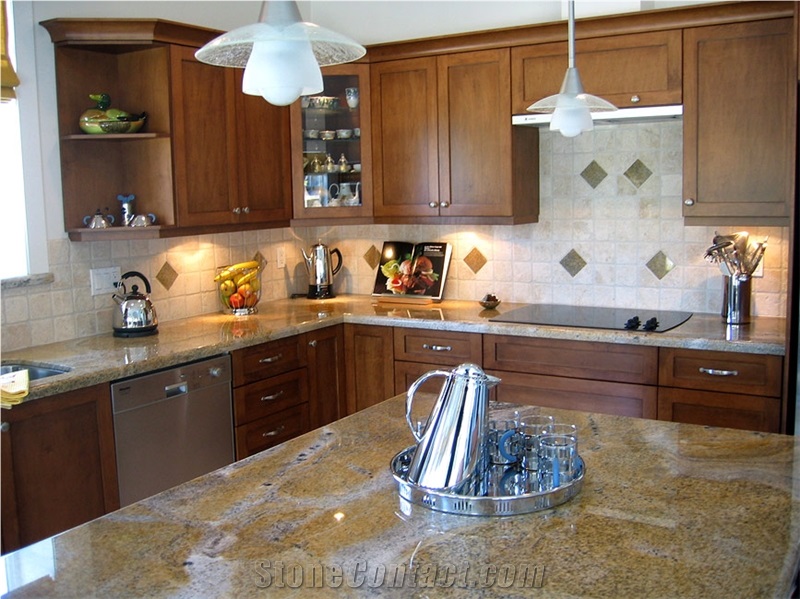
[1,121,789,351]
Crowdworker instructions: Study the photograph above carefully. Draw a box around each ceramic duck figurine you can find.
[79,93,146,134]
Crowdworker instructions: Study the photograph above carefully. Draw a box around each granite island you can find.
[2,394,798,598]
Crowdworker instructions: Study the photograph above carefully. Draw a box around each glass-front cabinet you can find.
[290,63,372,222]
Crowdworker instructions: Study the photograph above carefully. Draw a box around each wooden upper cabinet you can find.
[371,56,440,219]
[682,18,795,226]
[371,50,538,224]
[171,46,291,228]
[511,30,683,113]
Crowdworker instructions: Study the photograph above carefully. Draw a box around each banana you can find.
[214,260,261,282]
[235,269,259,287]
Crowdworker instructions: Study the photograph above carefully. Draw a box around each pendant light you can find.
[195,0,366,106]
[527,0,616,137]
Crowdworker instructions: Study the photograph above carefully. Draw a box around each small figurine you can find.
[79,93,146,134]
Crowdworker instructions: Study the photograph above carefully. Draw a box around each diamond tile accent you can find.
[646,251,675,280]
[464,247,487,274]
[624,159,653,188]
[560,249,587,278]
[363,245,381,270]
[156,262,178,290]
[580,161,608,189]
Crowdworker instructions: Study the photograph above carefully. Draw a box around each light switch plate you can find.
[753,260,764,278]
[90,266,121,296]
[276,245,286,269]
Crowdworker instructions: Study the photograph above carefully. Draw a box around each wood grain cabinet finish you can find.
[306,325,347,429]
[483,335,658,419]
[371,50,538,224]
[344,324,395,415]
[171,45,291,229]
[658,348,782,432]
[1,384,119,555]
[682,18,795,226]
[231,336,310,459]
[511,30,683,113]
[393,328,483,396]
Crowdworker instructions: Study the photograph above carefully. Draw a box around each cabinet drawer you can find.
[233,368,309,426]
[235,403,310,459]
[658,387,780,433]
[489,370,657,420]
[484,335,657,386]
[659,349,782,397]
[394,328,481,366]
[232,335,307,386]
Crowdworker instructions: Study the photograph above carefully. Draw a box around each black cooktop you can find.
[489,304,693,333]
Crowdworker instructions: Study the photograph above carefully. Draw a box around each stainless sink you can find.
[1,363,70,381]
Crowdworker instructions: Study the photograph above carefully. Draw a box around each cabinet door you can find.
[488,370,658,420]
[171,45,238,227]
[344,324,395,414]
[307,325,347,428]
[682,18,794,225]
[658,388,780,433]
[371,57,439,218]
[438,48,516,218]
[1,385,119,554]
[511,30,682,113]
[234,72,293,226]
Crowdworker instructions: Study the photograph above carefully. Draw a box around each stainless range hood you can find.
[512,105,682,127]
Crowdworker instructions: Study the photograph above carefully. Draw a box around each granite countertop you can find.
[1,295,786,401]
[2,396,798,598]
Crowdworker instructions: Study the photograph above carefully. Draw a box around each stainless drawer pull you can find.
[262,425,286,438]
[260,390,285,402]
[699,367,739,377]
[422,344,452,352]
[258,353,283,364]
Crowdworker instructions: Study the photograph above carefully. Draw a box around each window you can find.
[0,98,29,279]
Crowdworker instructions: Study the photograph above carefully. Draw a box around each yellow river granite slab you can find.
[0,296,786,402]
[2,397,798,598]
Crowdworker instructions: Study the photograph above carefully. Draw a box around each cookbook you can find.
[372,241,452,303]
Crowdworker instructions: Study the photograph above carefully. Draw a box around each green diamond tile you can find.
[624,159,653,189]
[646,251,675,280]
[560,249,587,278]
[580,161,608,189]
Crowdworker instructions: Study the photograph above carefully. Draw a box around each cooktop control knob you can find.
[643,317,660,331]
[624,316,641,330]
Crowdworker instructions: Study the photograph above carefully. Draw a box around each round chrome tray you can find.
[390,446,584,517]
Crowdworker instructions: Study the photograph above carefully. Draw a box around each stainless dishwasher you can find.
[111,354,234,507]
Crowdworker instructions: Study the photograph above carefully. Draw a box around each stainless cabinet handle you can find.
[631,94,640,103]
[258,353,283,364]
[309,339,317,348]
[422,343,452,352]
[232,206,241,214]
[684,198,695,206]
[699,367,739,377]
[428,202,438,208]
[439,201,449,208]
[262,425,286,437]
[260,390,285,402]
[1,422,9,433]
[242,206,250,214]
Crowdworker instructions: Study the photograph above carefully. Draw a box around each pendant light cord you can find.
[567,0,575,69]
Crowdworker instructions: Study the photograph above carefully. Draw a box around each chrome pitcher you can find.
[405,363,500,490]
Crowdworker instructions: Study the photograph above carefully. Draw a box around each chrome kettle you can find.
[112,271,158,337]
[301,242,342,299]
[405,363,500,490]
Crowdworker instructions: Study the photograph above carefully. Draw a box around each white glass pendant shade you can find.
[526,1,616,137]
[195,1,366,106]
[242,35,323,105]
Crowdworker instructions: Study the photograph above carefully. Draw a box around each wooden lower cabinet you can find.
[307,325,347,429]
[1,384,119,554]
[657,387,780,433]
[658,348,782,432]
[344,324,394,414]
[489,370,658,419]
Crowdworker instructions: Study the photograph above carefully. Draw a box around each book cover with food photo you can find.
[372,241,452,303]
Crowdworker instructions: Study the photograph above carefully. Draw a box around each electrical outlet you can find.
[276,245,286,269]
[753,260,765,278]
[90,266,121,296]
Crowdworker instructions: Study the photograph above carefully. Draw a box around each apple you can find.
[229,293,245,309]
